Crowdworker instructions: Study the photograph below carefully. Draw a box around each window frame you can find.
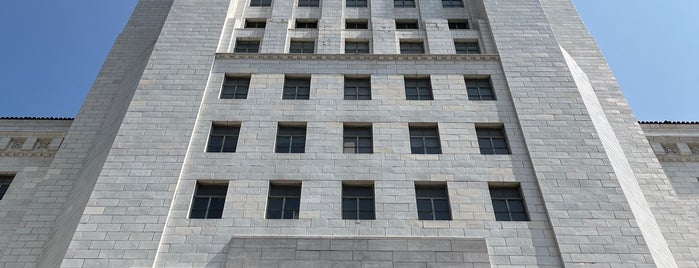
[395,20,419,30]
[409,125,442,154]
[415,184,452,220]
[344,77,371,100]
[275,124,307,153]
[342,184,376,220]
[206,124,241,153]
[394,0,416,8]
[404,77,433,100]
[489,185,529,221]
[297,0,320,7]
[399,41,425,54]
[220,76,250,99]
[189,182,228,219]
[441,0,463,7]
[244,19,267,28]
[250,0,272,7]
[345,20,369,29]
[266,183,302,219]
[0,175,14,200]
[283,77,311,100]
[295,20,318,29]
[346,0,367,7]
[448,20,470,29]
[343,125,373,153]
[476,126,511,155]
[234,40,260,53]
[345,41,370,54]
[454,41,480,55]
[466,78,495,100]
[289,40,315,53]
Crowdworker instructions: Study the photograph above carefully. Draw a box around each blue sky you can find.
[0,1,696,121]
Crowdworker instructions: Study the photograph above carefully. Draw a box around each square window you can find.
[394,0,415,7]
[276,124,307,153]
[295,20,318,29]
[448,20,470,29]
[283,77,311,100]
[400,41,425,54]
[345,20,369,29]
[221,76,250,99]
[0,175,14,200]
[415,184,451,220]
[344,77,371,100]
[404,78,433,100]
[466,78,494,100]
[441,0,463,7]
[342,184,375,220]
[290,40,315,53]
[344,125,373,153]
[190,182,228,219]
[207,124,240,153]
[489,185,529,221]
[346,0,367,7]
[298,0,319,7]
[409,125,441,154]
[455,41,480,54]
[345,41,370,54]
[250,0,272,7]
[476,126,510,154]
[245,19,267,28]
[396,20,419,30]
[234,40,260,53]
[267,183,302,219]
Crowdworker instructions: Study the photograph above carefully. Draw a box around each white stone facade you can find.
[0,0,697,267]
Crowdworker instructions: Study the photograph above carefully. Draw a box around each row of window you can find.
[250,0,465,8]
[221,76,495,101]
[207,123,511,155]
[243,19,470,30]
[191,181,529,222]
[0,175,13,200]
[234,39,480,55]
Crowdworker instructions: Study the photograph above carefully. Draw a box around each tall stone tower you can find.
[0,0,697,267]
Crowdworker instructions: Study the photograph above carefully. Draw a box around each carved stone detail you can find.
[9,138,26,149]
[36,139,52,150]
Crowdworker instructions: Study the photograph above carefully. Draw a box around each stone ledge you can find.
[215,53,500,61]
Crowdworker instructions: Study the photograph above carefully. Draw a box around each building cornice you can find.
[215,53,501,61]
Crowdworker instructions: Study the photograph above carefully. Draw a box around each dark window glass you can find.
[0,175,13,200]
[344,126,373,153]
[344,78,371,100]
[346,0,367,7]
[409,126,441,154]
[250,0,272,7]
[455,42,480,54]
[346,21,369,29]
[448,20,470,29]
[396,21,419,29]
[345,41,370,54]
[298,0,319,7]
[466,78,494,100]
[490,186,529,221]
[415,185,451,220]
[400,42,425,54]
[190,183,227,219]
[342,185,375,220]
[404,78,433,100]
[441,0,463,7]
[476,127,510,154]
[221,77,250,99]
[267,184,302,219]
[207,125,240,153]
[290,41,315,53]
[234,40,260,53]
[394,0,415,7]
[283,77,311,100]
[245,20,267,28]
[296,20,318,28]
[276,125,307,153]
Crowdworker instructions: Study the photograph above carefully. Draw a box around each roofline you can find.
[0,117,74,121]
[639,120,699,125]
